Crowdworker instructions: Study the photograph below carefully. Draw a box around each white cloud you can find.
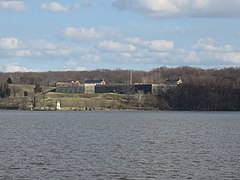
[148,40,174,51]
[0,37,22,49]
[97,37,240,66]
[173,49,200,64]
[73,0,92,9]
[192,38,239,52]
[190,38,240,64]
[30,39,58,50]
[97,38,175,64]
[40,1,92,12]
[98,40,136,52]
[41,2,68,12]
[44,49,71,57]
[24,39,89,59]
[0,0,26,11]
[126,37,174,51]
[112,0,240,18]
[64,60,88,71]
[16,50,32,57]
[220,53,240,64]
[4,63,34,72]
[0,37,91,61]
[81,54,100,62]
[1,36,240,70]
[63,27,104,40]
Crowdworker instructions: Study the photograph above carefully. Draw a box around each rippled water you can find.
[0,111,240,179]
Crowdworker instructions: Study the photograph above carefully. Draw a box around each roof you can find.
[84,79,105,84]
[165,79,182,85]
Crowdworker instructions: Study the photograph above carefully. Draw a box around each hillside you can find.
[1,67,240,111]
[1,84,161,110]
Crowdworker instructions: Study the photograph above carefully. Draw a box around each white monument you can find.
[56,101,61,110]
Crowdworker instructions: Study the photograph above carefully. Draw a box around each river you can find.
[0,111,240,179]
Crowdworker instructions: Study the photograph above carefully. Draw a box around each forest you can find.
[1,66,240,111]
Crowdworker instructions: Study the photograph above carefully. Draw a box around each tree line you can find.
[1,67,240,86]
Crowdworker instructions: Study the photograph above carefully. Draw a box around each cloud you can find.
[0,0,26,11]
[220,53,240,64]
[1,36,240,71]
[4,63,34,72]
[41,2,68,12]
[98,40,136,52]
[63,60,88,71]
[15,50,32,57]
[97,38,176,65]
[73,0,92,9]
[63,27,104,40]
[30,39,58,50]
[192,38,239,52]
[126,37,174,51]
[97,37,240,66]
[40,1,92,12]
[0,37,90,61]
[148,40,174,51]
[81,54,100,62]
[0,37,22,49]
[112,0,240,18]
[191,38,240,64]
[23,39,89,59]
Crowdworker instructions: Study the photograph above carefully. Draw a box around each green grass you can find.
[9,84,55,96]
[7,84,132,110]
[41,92,126,110]
[9,84,35,93]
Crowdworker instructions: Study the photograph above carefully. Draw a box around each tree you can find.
[34,84,42,94]
[24,91,28,96]
[6,77,13,84]
[11,86,21,98]
[0,83,11,98]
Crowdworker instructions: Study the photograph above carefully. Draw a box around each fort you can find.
[56,79,181,95]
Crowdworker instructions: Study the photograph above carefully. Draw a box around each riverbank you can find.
[2,83,240,111]
[0,86,162,111]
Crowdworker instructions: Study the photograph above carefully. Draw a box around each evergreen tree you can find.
[24,91,28,96]
[34,84,42,94]
[6,77,13,84]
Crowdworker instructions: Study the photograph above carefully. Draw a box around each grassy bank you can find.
[0,84,160,110]
[0,84,152,110]
[38,92,126,111]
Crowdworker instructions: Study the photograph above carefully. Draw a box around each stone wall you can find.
[134,84,152,94]
[56,85,84,94]
[152,84,170,95]
[95,84,132,94]
[56,83,170,95]
[84,84,96,94]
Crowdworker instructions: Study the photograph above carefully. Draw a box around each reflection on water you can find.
[0,111,240,179]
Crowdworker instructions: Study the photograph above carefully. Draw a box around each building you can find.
[165,78,182,85]
[84,79,105,85]
[56,79,179,95]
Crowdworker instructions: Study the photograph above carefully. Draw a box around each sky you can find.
[0,0,240,72]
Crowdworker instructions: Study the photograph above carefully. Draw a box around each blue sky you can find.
[0,0,240,72]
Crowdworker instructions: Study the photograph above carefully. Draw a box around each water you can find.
[0,111,240,179]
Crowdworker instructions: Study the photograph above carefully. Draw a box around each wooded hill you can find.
[1,66,240,86]
[1,66,240,111]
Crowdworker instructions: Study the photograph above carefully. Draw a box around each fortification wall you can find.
[134,84,152,94]
[85,84,95,94]
[152,84,170,95]
[56,83,169,95]
[95,84,131,94]
[56,85,85,94]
